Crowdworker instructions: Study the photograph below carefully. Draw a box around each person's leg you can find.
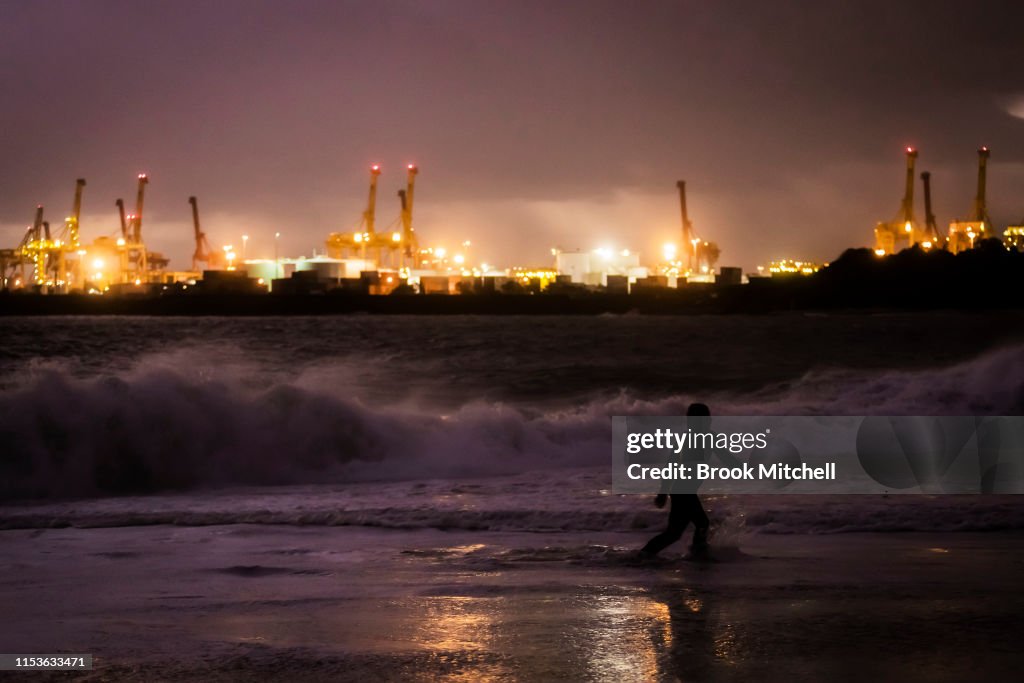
[641,495,689,556]
[685,495,710,548]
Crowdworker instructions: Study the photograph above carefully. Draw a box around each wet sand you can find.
[2,525,1022,681]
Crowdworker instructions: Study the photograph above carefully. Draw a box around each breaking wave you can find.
[1,342,1022,500]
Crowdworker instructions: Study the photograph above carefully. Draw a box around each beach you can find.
[3,512,1021,681]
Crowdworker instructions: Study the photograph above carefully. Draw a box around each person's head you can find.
[686,402,711,430]
[686,403,710,417]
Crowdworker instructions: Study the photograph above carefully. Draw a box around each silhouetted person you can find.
[641,402,727,558]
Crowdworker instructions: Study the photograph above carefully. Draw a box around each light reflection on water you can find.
[204,588,746,680]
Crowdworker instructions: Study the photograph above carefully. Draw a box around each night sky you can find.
[2,0,1022,271]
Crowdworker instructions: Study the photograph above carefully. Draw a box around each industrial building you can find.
[553,248,647,286]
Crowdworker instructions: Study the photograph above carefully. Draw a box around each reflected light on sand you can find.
[584,594,668,681]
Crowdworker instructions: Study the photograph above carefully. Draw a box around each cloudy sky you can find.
[2,0,1022,271]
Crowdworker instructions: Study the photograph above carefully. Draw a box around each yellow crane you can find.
[948,147,992,254]
[398,164,419,267]
[326,164,421,269]
[874,147,923,255]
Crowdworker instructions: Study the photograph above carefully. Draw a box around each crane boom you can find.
[32,205,44,242]
[115,199,128,240]
[133,173,149,243]
[901,148,917,226]
[921,171,939,241]
[189,196,202,269]
[66,178,85,247]
[972,147,991,225]
[363,165,381,234]
[402,164,418,260]
[676,180,695,271]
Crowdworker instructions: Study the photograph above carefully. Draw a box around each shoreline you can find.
[2,290,1024,316]
[2,525,1022,681]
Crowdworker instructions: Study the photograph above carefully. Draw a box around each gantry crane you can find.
[326,164,422,269]
[398,164,419,266]
[874,147,923,255]
[948,147,992,253]
[189,196,222,270]
[674,180,719,275]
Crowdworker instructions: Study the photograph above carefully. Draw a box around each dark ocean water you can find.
[1,312,1023,503]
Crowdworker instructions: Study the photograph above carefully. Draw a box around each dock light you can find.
[371,164,380,172]
[77,249,86,255]
[407,164,416,170]
[435,247,447,259]
[922,241,933,249]
[663,243,678,260]
[116,238,126,246]
[454,254,465,265]
[354,233,363,243]
[92,258,104,270]
[875,248,886,256]
[904,221,912,233]
[391,232,401,242]
[621,249,630,257]
[134,279,141,286]
[596,247,612,260]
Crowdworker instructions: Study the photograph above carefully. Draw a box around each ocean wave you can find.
[1,342,1022,499]
[2,490,1022,534]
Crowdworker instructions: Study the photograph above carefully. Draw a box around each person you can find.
[640,402,733,558]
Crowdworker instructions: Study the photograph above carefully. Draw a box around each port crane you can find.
[398,164,419,266]
[675,180,719,274]
[948,147,992,253]
[874,147,923,255]
[189,196,222,270]
[326,164,421,268]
